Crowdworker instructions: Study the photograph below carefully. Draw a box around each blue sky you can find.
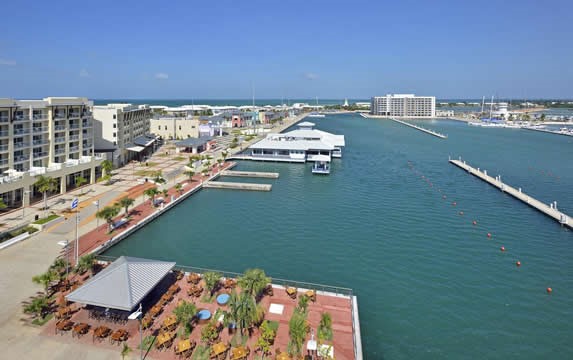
[0,0,572,99]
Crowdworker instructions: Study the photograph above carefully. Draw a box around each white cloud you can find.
[79,69,90,77]
[0,58,16,66]
[304,72,319,80]
[155,72,169,80]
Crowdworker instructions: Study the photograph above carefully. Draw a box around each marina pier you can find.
[203,181,272,191]
[220,170,279,178]
[390,118,447,138]
[449,158,571,228]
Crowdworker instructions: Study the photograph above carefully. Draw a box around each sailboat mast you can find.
[489,95,494,120]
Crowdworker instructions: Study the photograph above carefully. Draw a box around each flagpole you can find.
[75,209,79,266]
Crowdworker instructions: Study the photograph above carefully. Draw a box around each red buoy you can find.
[487,233,492,238]
[547,287,553,294]
[472,220,477,225]
[500,246,505,252]
[516,261,521,267]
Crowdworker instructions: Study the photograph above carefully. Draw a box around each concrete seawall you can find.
[203,181,272,191]
[221,170,279,178]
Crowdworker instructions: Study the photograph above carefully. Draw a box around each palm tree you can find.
[184,169,195,181]
[175,183,183,196]
[173,300,197,335]
[161,189,169,200]
[203,271,222,296]
[32,269,59,294]
[34,175,58,217]
[49,258,69,279]
[317,312,333,342]
[238,268,270,298]
[120,342,132,360]
[228,291,263,335]
[75,253,96,274]
[75,176,87,194]
[96,205,121,232]
[23,295,51,319]
[287,308,308,357]
[101,160,113,184]
[144,187,160,207]
[151,170,166,185]
[0,198,7,210]
[115,197,135,216]
[221,150,228,161]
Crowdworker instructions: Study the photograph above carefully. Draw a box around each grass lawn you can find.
[134,170,156,177]
[33,214,60,225]
[173,156,186,161]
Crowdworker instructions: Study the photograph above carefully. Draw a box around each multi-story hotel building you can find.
[92,104,153,166]
[150,116,200,140]
[371,94,436,117]
[0,97,103,208]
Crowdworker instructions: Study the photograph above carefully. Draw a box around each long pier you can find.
[203,181,272,191]
[449,158,571,228]
[221,170,279,178]
[390,118,447,138]
[523,127,573,137]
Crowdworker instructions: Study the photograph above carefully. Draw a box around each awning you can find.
[66,256,175,311]
[126,145,145,153]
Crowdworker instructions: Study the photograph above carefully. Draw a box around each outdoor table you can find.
[161,292,174,304]
[211,342,228,356]
[73,323,89,337]
[286,287,297,298]
[231,346,248,360]
[168,284,181,294]
[216,293,230,305]
[187,273,201,284]
[56,320,74,334]
[156,332,174,349]
[111,329,128,343]
[163,315,178,330]
[93,326,111,341]
[276,352,291,360]
[150,304,163,317]
[57,306,72,319]
[175,339,192,354]
[142,315,153,329]
[224,278,236,289]
[305,290,316,301]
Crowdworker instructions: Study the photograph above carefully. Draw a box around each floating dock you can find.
[203,181,272,191]
[391,118,447,138]
[523,127,573,137]
[449,158,571,228]
[221,170,279,178]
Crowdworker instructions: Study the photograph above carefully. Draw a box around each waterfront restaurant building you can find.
[248,121,345,162]
[371,94,436,117]
[0,97,103,208]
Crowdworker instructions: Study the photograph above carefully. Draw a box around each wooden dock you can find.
[203,181,272,191]
[390,118,447,139]
[221,170,279,178]
[449,158,571,228]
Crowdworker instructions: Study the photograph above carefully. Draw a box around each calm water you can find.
[105,115,573,359]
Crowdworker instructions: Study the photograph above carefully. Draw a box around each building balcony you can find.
[69,123,80,130]
[33,151,48,159]
[55,137,66,144]
[0,131,9,138]
[69,134,80,141]
[0,158,8,166]
[32,139,49,146]
[14,128,30,135]
[14,155,30,163]
[0,144,8,152]
[69,112,81,118]
[54,112,66,119]
[14,142,30,149]
[83,142,92,148]
[13,114,29,122]
[33,127,49,133]
[55,148,66,155]
[0,116,9,123]
[82,111,92,118]
[69,146,80,152]
[32,114,48,120]
[54,124,67,131]
[81,121,92,128]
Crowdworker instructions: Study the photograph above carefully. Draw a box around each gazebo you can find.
[66,256,176,311]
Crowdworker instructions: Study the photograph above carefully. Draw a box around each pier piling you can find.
[390,118,447,139]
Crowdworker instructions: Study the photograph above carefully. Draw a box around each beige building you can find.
[93,104,152,166]
[0,97,103,208]
[371,94,436,117]
[151,117,200,140]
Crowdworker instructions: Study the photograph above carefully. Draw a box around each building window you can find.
[113,132,116,137]
[179,126,181,130]
[113,141,117,145]
[164,126,167,130]
[113,123,117,128]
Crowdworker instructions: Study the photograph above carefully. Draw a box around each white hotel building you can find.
[371,94,436,117]
[0,97,103,208]
[92,104,153,167]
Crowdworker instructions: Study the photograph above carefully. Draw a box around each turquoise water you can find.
[104,115,573,359]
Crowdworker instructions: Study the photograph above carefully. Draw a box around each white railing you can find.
[55,148,66,155]
[54,125,66,131]
[47,164,62,172]
[33,127,48,133]
[0,145,8,152]
[69,146,80,152]
[33,152,48,159]
[69,135,80,141]
[14,142,30,148]
[0,131,8,137]
[55,137,66,143]
[32,114,48,120]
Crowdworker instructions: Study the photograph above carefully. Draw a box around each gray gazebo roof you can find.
[175,136,213,148]
[66,256,175,311]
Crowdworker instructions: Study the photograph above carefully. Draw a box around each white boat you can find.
[307,112,325,118]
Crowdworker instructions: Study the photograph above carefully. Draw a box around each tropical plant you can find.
[120,342,132,360]
[184,169,195,181]
[151,170,166,184]
[96,205,121,231]
[49,257,69,279]
[318,312,333,342]
[287,308,308,358]
[115,196,135,216]
[297,294,309,314]
[203,271,222,295]
[200,321,219,344]
[34,175,58,217]
[23,295,51,319]
[221,150,228,161]
[238,268,271,298]
[32,269,59,294]
[162,189,169,199]
[173,300,197,335]
[144,187,160,207]
[101,160,113,184]
[217,158,223,167]
[191,345,210,360]
[0,198,7,210]
[75,176,87,194]
[201,168,209,177]
[256,320,277,357]
[75,253,96,274]
[175,183,183,196]
[227,291,264,335]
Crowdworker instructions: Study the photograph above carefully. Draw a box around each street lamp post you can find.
[128,304,143,360]
[93,200,99,228]
[22,190,31,220]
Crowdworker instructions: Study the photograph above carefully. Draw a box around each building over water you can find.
[371,94,436,117]
[0,97,103,208]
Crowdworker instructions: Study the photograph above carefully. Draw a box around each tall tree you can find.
[34,175,58,217]
[228,291,263,335]
[173,300,197,335]
[238,268,271,298]
[32,269,59,294]
[144,187,160,207]
[203,272,222,296]
[175,183,183,196]
[75,176,87,195]
[287,308,308,357]
[115,196,135,216]
[101,160,113,184]
[96,205,120,231]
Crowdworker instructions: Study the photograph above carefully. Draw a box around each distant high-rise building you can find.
[371,94,435,117]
